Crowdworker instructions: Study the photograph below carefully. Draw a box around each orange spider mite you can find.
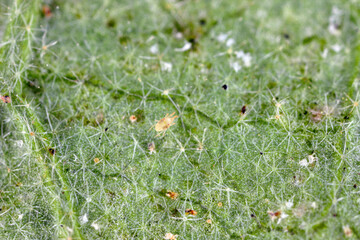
[149,112,178,137]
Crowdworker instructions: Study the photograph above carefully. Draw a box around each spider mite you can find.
[149,112,178,137]
[42,5,52,18]
[148,142,156,154]
[0,95,11,103]
[129,115,137,123]
[48,148,55,156]
[166,191,179,200]
[185,209,197,216]
[240,105,247,115]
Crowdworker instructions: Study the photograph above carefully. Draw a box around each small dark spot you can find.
[118,35,130,45]
[275,97,279,100]
[344,115,349,120]
[250,214,255,218]
[0,208,2,211]
[332,213,337,217]
[293,176,296,179]
[188,38,196,44]
[303,110,308,115]
[343,167,346,170]
[107,18,116,28]
[260,152,263,155]
[241,105,246,114]
[105,127,108,132]
[99,137,101,140]
[283,33,290,39]
[158,173,161,176]
[48,148,55,156]
[354,184,357,188]
[62,191,64,194]
[199,19,206,26]
[60,224,63,227]
[222,84,228,90]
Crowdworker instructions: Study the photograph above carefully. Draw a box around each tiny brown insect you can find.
[185,209,197,216]
[149,112,178,137]
[166,191,178,200]
[0,95,11,103]
[42,5,52,18]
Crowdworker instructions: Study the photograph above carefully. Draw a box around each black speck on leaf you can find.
[354,184,357,188]
[107,18,116,28]
[283,33,290,39]
[199,19,206,26]
[48,148,55,156]
[260,152,263,155]
[105,127,108,132]
[222,84,227,90]
[241,105,246,114]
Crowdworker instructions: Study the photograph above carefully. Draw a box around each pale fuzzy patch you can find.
[226,38,235,47]
[343,225,353,238]
[230,61,241,72]
[217,33,229,43]
[235,51,252,67]
[328,6,342,36]
[150,44,159,54]
[331,44,342,52]
[321,48,328,58]
[299,154,318,167]
[285,201,293,209]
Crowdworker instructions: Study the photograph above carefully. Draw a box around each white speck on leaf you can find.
[235,51,252,67]
[150,44,159,54]
[299,159,308,167]
[80,213,88,224]
[91,222,100,230]
[226,38,235,47]
[217,33,228,43]
[328,24,341,36]
[321,48,328,58]
[285,201,293,209]
[175,42,191,52]
[230,61,241,72]
[160,61,172,72]
[331,44,342,52]
[278,212,288,224]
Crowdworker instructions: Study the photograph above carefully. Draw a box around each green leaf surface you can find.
[1,0,360,239]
